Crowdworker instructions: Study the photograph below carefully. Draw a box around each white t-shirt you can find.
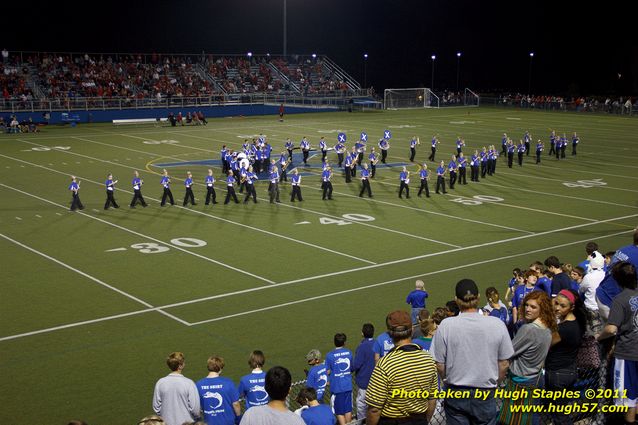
[580,268,605,311]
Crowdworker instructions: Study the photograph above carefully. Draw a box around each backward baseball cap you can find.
[305,349,321,361]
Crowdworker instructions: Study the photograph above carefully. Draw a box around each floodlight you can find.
[431,55,436,60]
[312,53,317,58]
[529,52,534,57]
[457,52,461,57]
[247,52,253,57]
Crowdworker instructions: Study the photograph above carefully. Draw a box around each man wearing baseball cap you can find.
[430,279,514,425]
[365,310,438,425]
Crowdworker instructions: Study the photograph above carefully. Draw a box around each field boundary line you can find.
[0,183,276,284]
[0,233,189,328]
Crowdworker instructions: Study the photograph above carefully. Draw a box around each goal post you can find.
[384,88,439,109]
[464,88,480,106]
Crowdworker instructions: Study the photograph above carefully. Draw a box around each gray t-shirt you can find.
[430,312,514,388]
[240,404,305,425]
[509,322,552,379]
[152,373,201,425]
[608,288,638,361]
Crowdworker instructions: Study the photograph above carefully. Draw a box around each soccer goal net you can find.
[384,88,439,109]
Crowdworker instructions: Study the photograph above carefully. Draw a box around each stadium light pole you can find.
[456,52,462,92]
[528,52,534,94]
[283,0,287,57]
[431,55,436,91]
[363,53,368,88]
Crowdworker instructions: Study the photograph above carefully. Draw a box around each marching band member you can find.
[489,145,498,175]
[457,152,468,185]
[300,136,311,166]
[417,163,431,198]
[548,130,556,156]
[238,163,248,194]
[456,136,465,156]
[224,171,239,204]
[130,170,147,208]
[436,160,447,194]
[319,137,328,163]
[183,171,196,206]
[560,133,567,159]
[268,160,281,203]
[524,131,532,156]
[160,169,175,206]
[470,150,480,182]
[359,163,372,198]
[220,145,228,174]
[428,135,438,161]
[285,138,294,161]
[536,140,544,164]
[480,147,488,179]
[69,175,84,211]
[500,133,508,157]
[355,140,366,166]
[448,155,458,189]
[321,167,334,200]
[344,153,353,183]
[409,136,419,162]
[369,147,379,178]
[378,138,390,164]
[349,146,358,177]
[290,169,303,202]
[507,140,516,168]
[104,173,119,209]
[205,169,218,205]
[571,132,579,155]
[243,166,258,204]
[398,166,411,199]
[279,152,290,182]
[335,140,346,168]
[517,140,526,166]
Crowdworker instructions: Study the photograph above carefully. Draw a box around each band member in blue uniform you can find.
[356,139,366,166]
[490,145,498,175]
[369,148,379,178]
[524,131,531,156]
[507,140,515,168]
[221,145,228,174]
[344,154,353,183]
[290,169,303,202]
[335,141,346,168]
[319,137,328,163]
[487,146,495,176]
[243,166,258,204]
[428,136,438,161]
[285,138,294,161]
[571,132,579,155]
[69,175,84,211]
[470,150,480,182]
[456,136,464,156]
[279,152,290,182]
[104,173,119,209]
[517,141,525,166]
[224,171,239,204]
[300,137,311,166]
[480,147,488,178]
[183,171,196,206]
[560,133,567,158]
[130,170,147,208]
[378,138,390,164]
[160,169,175,206]
[535,140,543,164]
[349,147,358,177]
[268,160,281,203]
[321,167,333,200]
[457,152,467,185]
[548,130,556,156]
[435,161,447,194]
[448,155,458,189]
[409,136,419,162]
[204,169,218,205]
[555,134,562,159]
[359,163,372,198]
[500,133,508,156]
[417,163,431,197]
[398,166,410,199]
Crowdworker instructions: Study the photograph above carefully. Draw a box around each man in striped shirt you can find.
[365,310,438,425]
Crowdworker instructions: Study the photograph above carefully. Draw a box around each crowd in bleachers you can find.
[62,231,638,425]
[498,93,637,114]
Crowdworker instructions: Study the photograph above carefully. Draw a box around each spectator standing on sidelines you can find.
[545,256,572,296]
[352,323,375,421]
[597,262,638,425]
[365,310,439,425]
[430,279,514,425]
[196,356,241,425]
[239,366,304,425]
[238,351,269,410]
[296,387,336,425]
[325,333,354,425]
[305,349,328,404]
[406,280,429,324]
[152,352,201,425]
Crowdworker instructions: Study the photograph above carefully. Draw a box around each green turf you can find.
[1,107,637,424]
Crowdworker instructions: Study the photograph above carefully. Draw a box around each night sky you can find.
[2,0,635,96]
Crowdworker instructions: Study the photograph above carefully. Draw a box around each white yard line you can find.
[0,233,189,326]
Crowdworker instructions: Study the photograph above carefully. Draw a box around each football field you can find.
[1,107,637,424]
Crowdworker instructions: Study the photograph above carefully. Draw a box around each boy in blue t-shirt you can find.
[196,356,240,425]
[238,350,269,410]
[296,387,337,425]
[305,349,328,403]
[325,333,353,425]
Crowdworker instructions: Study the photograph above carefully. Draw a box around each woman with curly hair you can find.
[499,290,556,425]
